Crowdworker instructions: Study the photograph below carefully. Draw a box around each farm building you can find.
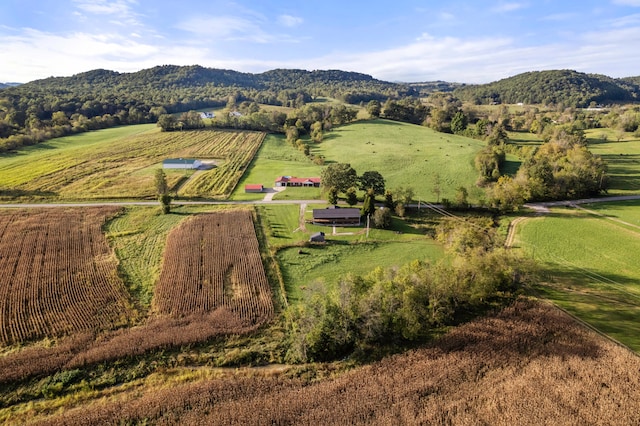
[245,184,264,193]
[310,232,325,242]
[312,207,361,226]
[162,158,202,169]
[200,112,215,119]
[275,176,321,187]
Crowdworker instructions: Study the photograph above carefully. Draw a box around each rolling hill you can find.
[453,69,640,107]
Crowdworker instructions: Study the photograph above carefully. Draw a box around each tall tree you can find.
[361,189,375,218]
[358,171,386,195]
[450,111,468,134]
[321,163,358,194]
[155,169,171,214]
[366,100,381,118]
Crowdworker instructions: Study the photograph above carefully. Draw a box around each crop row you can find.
[0,208,133,345]
[153,209,273,325]
[180,132,265,197]
[1,128,265,199]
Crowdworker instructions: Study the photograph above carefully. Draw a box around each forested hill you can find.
[11,65,413,107]
[453,70,640,107]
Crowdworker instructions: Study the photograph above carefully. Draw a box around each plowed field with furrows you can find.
[153,210,273,326]
[0,207,133,345]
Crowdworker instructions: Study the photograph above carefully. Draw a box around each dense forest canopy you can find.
[454,70,640,107]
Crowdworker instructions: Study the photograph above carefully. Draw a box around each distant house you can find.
[229,111,243,117]
[200,112,215,119]
[312,207,361,226]
[310,231,325,242]
[275,176,321,187]
[245,184,264,193]
[162,158,202,169]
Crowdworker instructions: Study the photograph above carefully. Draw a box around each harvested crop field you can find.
[0,207,133,345]
[154,209,273,325]
[32,299,640,425]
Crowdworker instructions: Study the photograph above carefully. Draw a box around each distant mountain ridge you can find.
[23,65,408,94]
[0,82,21,89]
[8,66,639,108]
[453,69,640,107]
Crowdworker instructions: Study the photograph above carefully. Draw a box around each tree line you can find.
[285,217,537,362]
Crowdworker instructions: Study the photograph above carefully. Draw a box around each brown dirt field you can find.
[32,298,640,425]
[0,207,133,345]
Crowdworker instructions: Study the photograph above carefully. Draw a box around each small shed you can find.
[245,184,264,193]
[163,158,202,169]
[310,231,325,242]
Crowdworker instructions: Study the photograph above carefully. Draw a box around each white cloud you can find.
[492,2,529,13]
[278,14,303,28]
[2,8,639,84]
[612,0,640,6]
[541,13,578,22]
[608,13,640,27]
[72,0,142,27]
[176,14,299,44]
[72,0,137,16]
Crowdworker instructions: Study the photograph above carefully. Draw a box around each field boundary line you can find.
[537,297,640,358]
[571,203,640,235]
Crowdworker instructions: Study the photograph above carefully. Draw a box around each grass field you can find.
[513,204,640,351]
[278,240,445,302]
[312,119,486,203]
[585,128,640,195]
[230,134,322,201]
[582,198,640,226]
[105,206,190,310]
[0,125,265,200]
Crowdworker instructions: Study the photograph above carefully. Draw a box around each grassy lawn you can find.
[230,134,323,201]
[278,239,445,303]
[514,206,640,351]
[314,119,486,203]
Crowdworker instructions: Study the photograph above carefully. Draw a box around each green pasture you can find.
[514,206,640,351]
[582,199,640,226]
[230,134,323,201]
[278,239,445,303]
[313,120,486,203]
[585,129,640,195]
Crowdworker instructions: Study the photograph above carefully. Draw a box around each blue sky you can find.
[1,0,639,84]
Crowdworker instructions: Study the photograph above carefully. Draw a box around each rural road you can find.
[1,194,639,210]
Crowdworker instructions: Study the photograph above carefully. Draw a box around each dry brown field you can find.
[153,209,273,324]
[33,299,640,425]
[0,207,133,345]
[0,208,273,385]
